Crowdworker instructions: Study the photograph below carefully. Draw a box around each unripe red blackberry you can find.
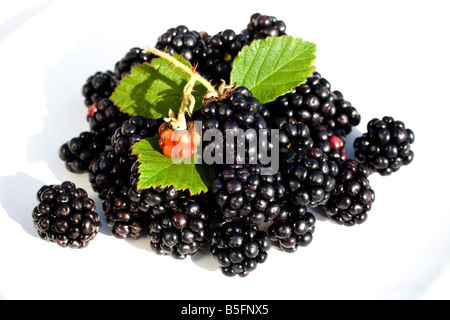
[32,181,101,248]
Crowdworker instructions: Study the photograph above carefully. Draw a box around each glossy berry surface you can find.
[155,25,208,66]
[324,159,375,226]
[354,116,415,175]
[148,200,208,259]
[82,70,118,107]
[32,181,101,248]
[210,222,271,277]
[59,131,105,173]
[210,164,286,224]
[268,204,316,253]
[282,147,339,208]
[114,47,154,80]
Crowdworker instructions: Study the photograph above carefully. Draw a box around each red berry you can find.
[87,104,97,118]
[158,122,168,135]
[329,135,343,150]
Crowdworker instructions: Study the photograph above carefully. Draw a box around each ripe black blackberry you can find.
[148,200,208,259]
[128,161,190,217]
[59,131,105,173]
[155,25,208,66]
[268,116,313,151]
[265,72,361,136]
[82,70,118,107]
[283,147,339,208]
[268,204,316,253]
[88,150,130,200]
[324,159,375,226]
[102,184,151,239]
[247,13,287,40]
[199,29,251,84]
[201,86,267,164]
[210,221,271,277]
[87,98,130,146]
[32,181,101,248]
[111,116,162,168]
[114,47,154,80]
[210,164,286,225]
[310,124,348,163]
[354,116,415,176]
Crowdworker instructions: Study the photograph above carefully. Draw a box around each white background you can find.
[0,0,449,300]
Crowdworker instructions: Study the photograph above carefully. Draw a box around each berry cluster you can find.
[32,12,415,280]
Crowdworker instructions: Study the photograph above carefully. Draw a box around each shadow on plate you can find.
[0,172,45,237]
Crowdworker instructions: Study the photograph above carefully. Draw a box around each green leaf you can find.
[131,136,214,195]
[111,54,206,119]
[230,36,316,104]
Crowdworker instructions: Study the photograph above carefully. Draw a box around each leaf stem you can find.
[143,45,217,95]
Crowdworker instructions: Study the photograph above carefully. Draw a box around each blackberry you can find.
[114,47,154,80]
[32,181,101,248]
[210,164,286,224]
[265,72,361,136]
[82,71,118,107]
[155,25,208,66]
[268,204,316,253]
[102,184,150,239]
[282,147,339,208]
[310,124,348,163]
[88,150,130,200]
[148,200,208,259]
[111,116,161,168]
[87,98,130,146]
[201,86,267,164]
[324,159,375,226]
[268,117,313,151]
[210,221,271,277]
[128,161,190,217]
[247,13,287,40]
[354,116,415,176]
[199,29,251,84]
[59,131,105,173]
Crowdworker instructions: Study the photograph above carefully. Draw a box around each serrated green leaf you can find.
[131,136,214,195]
[230,36,316,104]
[111,54,206,119]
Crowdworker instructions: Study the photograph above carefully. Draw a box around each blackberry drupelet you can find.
[210,221,271,277]
[148,200,208,259]
[32,181,101,248]
[199,29,251,84]
[324,159,375,226]
[155,25,208,66]
[59,131,105,173]
[114,47,154,80]
[354,116,415,176]
[310,124,348,163]
[87,98,130,146]
[247,13,287,40]
[283,147,339,208]
[82,70,118,107]
[268,116,313,151]
[128,161,190,217]
[210,164,286,224]
[268,204,316,253]
[265,72,361,136]
[111,116,161,168]
[201,86,267,164]
[88,150,130,200]
[102,184,151,239]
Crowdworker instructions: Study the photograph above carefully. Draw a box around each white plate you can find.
[0,0,449,300]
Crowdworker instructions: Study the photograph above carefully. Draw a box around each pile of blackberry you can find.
[39,12,416,279]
